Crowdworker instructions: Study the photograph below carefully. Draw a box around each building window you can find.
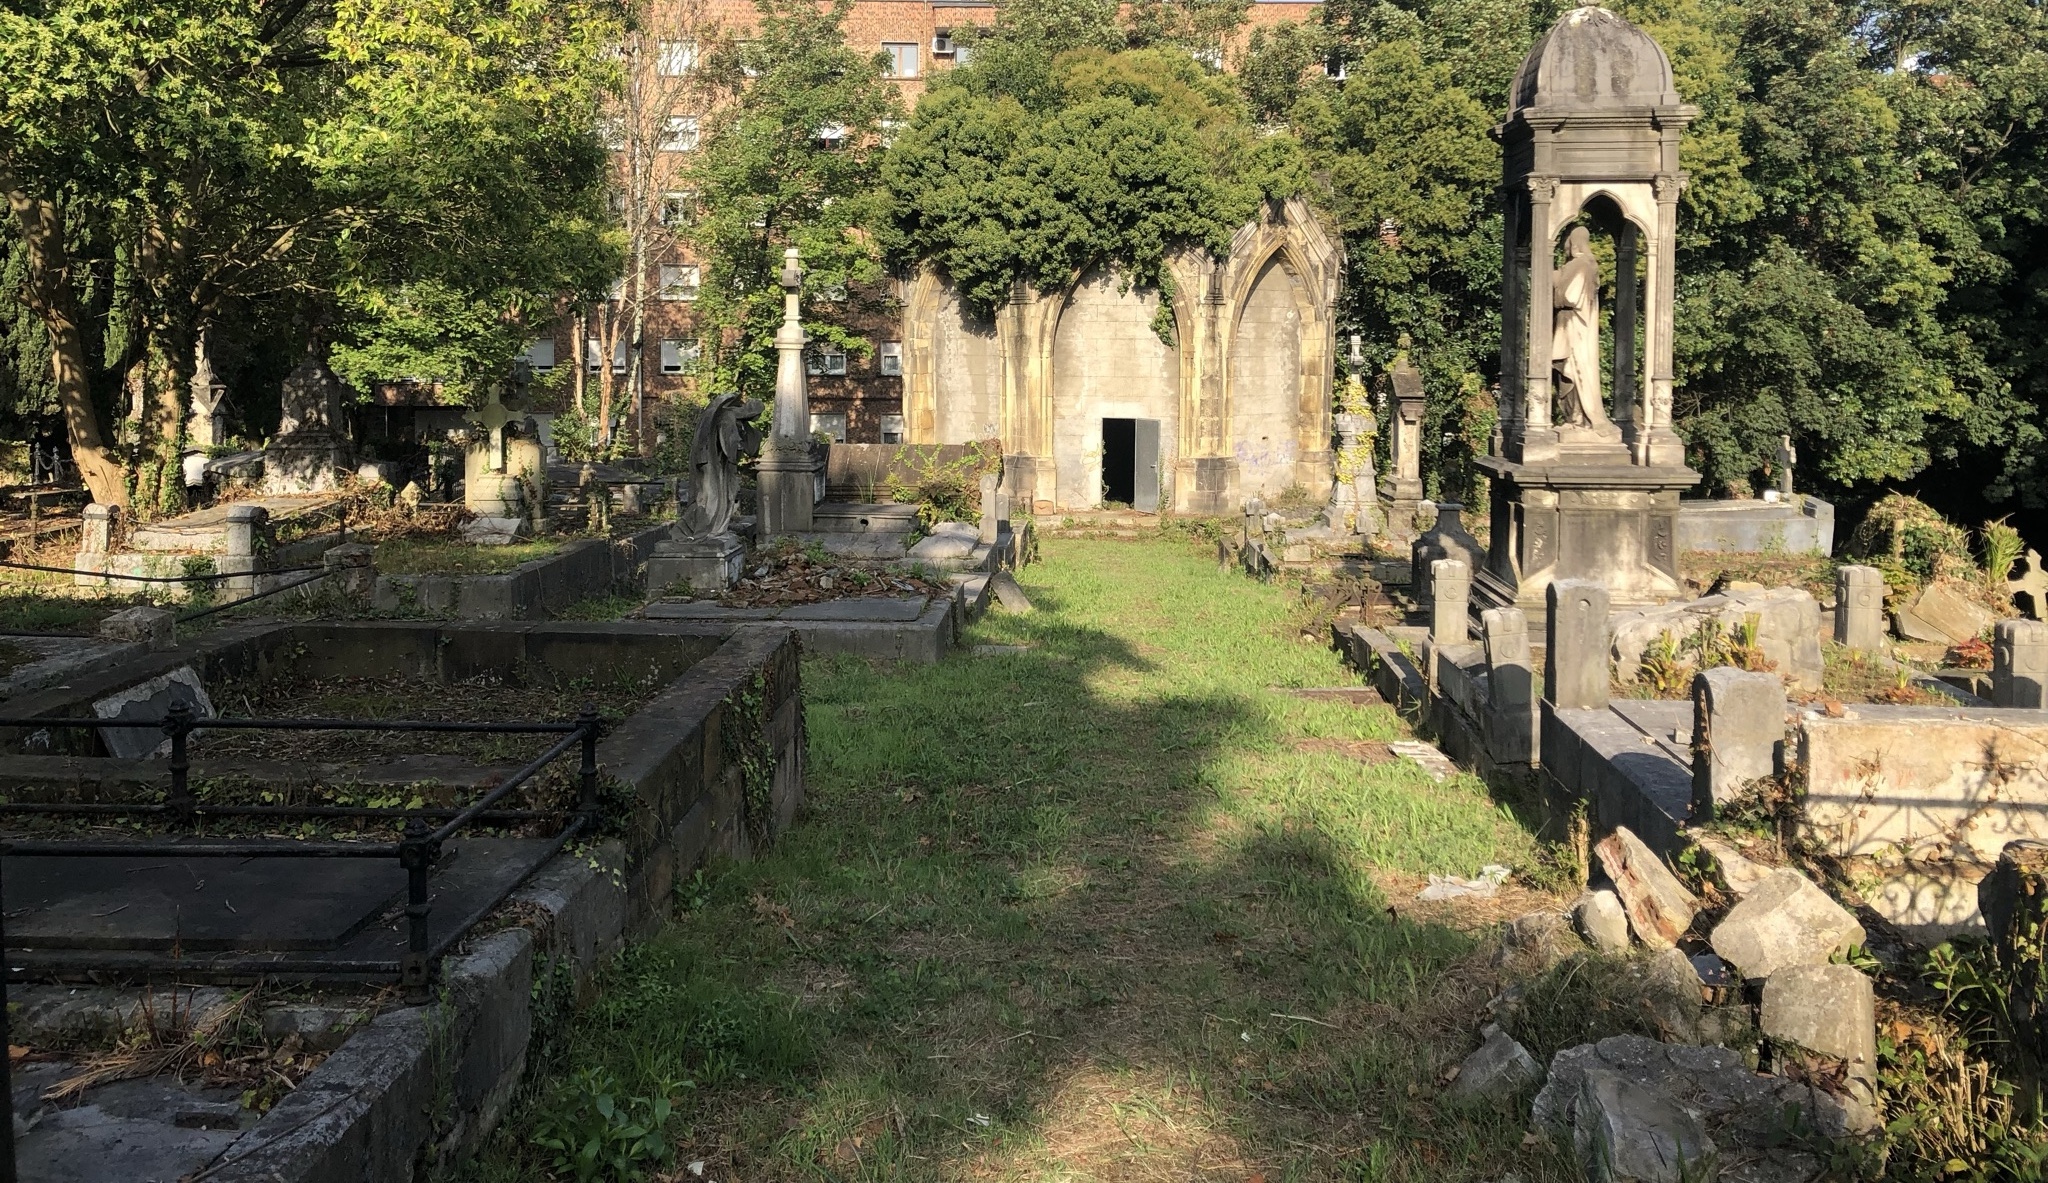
[656,39,697,76]
[1192,46,1223,70]
[879,119,903,147]
[883,42,919,78]
[806,346,847,376]
[521,338,557,371]
[659,264,700,301]
[810,412,849,443]
[587,338,627,373]
[660,115,699,152]
[1326,54,1347,81]
[815,123,846,151]
[607,276,626,302]
[878,341,903,376]
[660,339,702,374]
[880,413,905,444]
[660,190,696,227]
[955,42,974,66]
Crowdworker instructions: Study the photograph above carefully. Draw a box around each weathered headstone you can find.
[1431,558,1471,643]
[1994,619,2048,709]
[322,542,376,599]
[91,667,215,759]
[1594,826,1698,949]
[1690,666,1785,820]
[1978,839,2048,1061]
[1709,868,1864,981]
[1834,564,1886,652]
[1897,580,1996,645]
[1545,578,1611,710]
[264,344,352,494]
[1482,606,1536,763]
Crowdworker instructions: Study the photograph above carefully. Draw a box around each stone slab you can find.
[779,595,930,622]
[1675,495,1835,556]
[14,1066,251,1183]
[1801,708,2048,863]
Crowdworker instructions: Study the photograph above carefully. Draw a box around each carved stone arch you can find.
[898,266,946,444]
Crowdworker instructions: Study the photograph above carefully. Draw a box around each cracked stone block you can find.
[1596,827,1699,949]
[1709,869,1864,981]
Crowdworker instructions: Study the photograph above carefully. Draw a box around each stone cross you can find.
[2009,549,2048,621]
[1430,558,1470,643]
[1994,619,2048,709]
[1691,666,1786,820]
[188,331,228,448]
[1544,579,1611,710]
[474,386,515,473]
[1834,565,1886,652]
[1775,434,1796,497]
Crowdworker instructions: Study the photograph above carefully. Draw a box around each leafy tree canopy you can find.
[883,13,1307,318]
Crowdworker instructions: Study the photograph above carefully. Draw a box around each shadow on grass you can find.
[465,543,1573,1183]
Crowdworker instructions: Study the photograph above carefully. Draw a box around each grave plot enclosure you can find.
[0,619,802,987]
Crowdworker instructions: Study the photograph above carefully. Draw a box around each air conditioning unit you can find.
[932,31,955,55]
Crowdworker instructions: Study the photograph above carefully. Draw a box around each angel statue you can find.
[1552,226,1614,435]
[679,392,765,539]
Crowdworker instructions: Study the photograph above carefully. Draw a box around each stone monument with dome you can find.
[1475,5,1702,611]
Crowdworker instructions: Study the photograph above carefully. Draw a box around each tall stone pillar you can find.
[1518,176,1559,463]
[757,248,820,537]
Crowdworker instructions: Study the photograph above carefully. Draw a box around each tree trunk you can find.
[572,309,588,415]
[3,182,130,509]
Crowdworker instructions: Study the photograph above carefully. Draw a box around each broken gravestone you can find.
[1977,839,2048,1061]
[1690,832,1771,897]
[1595,827,1699,949]
[1574,1067,1716,1183]
[1895,580,1996,645]
[1445,1025,1543,1105]
[97,606,175,651]
[1709,868,1865,981]
[91,667,215,759]
[1760,963,1878,1131]
[1533,1034,1854,1183]
[1575,889,1632,955]
[988,570,1033,613]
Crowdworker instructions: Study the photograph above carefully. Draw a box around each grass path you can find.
[474,538,1574,1182]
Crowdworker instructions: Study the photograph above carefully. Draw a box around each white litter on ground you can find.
[1387,739,1458,782]
[1417,864,1513,901]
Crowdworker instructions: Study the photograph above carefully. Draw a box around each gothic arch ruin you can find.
[899,197,1342,514]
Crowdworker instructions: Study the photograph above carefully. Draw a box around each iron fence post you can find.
[577,704,601,817]
[1,842,16,1183]
[164,701,194,820]
[399,818,436,1003]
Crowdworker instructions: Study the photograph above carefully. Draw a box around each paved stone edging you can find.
[372,522,672,619]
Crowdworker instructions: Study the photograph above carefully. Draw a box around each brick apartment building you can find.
[521,0,1323,448]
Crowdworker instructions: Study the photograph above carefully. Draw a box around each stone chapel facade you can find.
[899,196,1343,515]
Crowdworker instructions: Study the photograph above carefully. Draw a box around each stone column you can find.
[1691,666,1786,820]
[75,504,114,587]
[1519,177,1559,461]
[1431,558,1471,643]
[758,247,819,537]
[1834,565,1886,653]
[1482,606,1536,764]
[1544,579,1610,710]
[1498,190,1526,441]
[1642,174,1686,465]
[1612,222,1639,433]
[220,505,268,599]
[979,473,1001,545]
[1994,619,2048,709]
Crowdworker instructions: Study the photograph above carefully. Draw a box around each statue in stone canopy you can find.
[1552,226,1612,434]
[679,392,764,539]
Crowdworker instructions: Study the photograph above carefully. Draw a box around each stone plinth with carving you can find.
[1475,5,1701,610]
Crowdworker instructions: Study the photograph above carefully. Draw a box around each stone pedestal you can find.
[647,533,745,596]
[1834,565,1887,652]
[757,443,820,537]
[1475,450,1698,612]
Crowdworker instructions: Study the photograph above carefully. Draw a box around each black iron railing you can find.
[0,706,608,1181]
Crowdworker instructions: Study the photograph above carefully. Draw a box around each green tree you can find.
[686,0,901,400]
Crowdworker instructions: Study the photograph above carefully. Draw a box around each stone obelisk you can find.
[756,247,821,537]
